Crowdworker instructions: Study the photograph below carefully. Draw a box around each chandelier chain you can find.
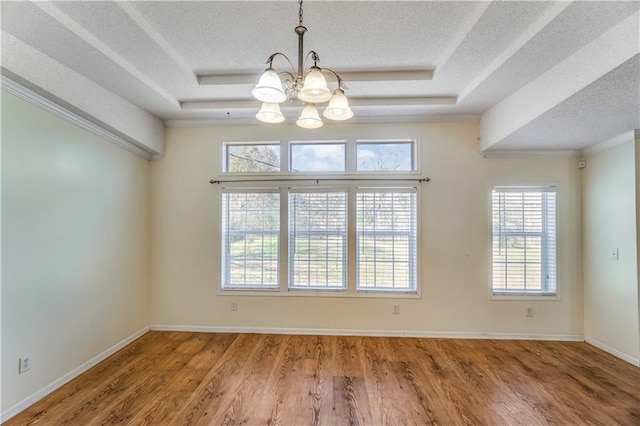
[298,0,304,26]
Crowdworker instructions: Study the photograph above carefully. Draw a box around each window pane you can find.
[226,144,280,172]
[492,189,556,294]
[357,190,417,290]
[357,141,414,171]
[222,191,280,288]
[289,191,347,288]
[290,143,346,172]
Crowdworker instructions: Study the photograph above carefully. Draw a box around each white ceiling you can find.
[2,1,639,154]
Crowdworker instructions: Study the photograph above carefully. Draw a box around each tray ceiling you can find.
[2,1,639,153]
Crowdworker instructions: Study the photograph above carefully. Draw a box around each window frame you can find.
[288,187,349,290]
[356,140,417,172]
[217,181,422,299]
[218,138,422,298]
[356,187,418,292]
[221,138,420,176]
[489,186,560,300]
[222,141,282,173]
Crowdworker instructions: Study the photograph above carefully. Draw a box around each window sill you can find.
[219,289,421,299]
[490,292,560,301]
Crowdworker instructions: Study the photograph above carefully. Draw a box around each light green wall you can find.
[1,91,151,410]
[583,140,640,364]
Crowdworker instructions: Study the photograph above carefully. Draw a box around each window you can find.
[357,140,415,171]
[221,190,280,288]
[290,142,346,172]
[224,143,280,172]
[289,190,347,289]
[219,139,422,296]
[223,139,417,173]
[357,189,417,290]
[491,187,557,296]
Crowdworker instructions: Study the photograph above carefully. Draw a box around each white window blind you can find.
[289,190,347,289]
[492,187,557,295]
[221,190,280,288]
[356,189,417,290]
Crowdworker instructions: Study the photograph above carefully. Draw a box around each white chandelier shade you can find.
[250,0,352,128]
[296,103,324,129]
[256,102,286,123]
[297,68,333,103]
[323,89,354,121]
[251,68,287,104]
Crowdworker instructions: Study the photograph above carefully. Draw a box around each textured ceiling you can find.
[2,0,639,153]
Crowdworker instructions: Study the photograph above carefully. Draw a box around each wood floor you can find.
[7,332,640,425]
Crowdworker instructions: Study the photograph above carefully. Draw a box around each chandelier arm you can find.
[279,71,296,94]
[304,50,321,69]
[279,71,296,81]
[265,52,296,75]
[319,68,347,90]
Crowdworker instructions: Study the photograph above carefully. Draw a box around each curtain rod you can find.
[209,177,430,184]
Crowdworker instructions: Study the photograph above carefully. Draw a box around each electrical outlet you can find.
[231,301,238,311]
[19,354,32,374]
[526,307,533,317]
[392,304,400,315]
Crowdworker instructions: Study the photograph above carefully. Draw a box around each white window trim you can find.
[217,181,422,299]
[488,185,561,301]
[221,138,421,176]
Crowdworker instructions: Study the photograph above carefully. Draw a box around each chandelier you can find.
[251,0,353,128]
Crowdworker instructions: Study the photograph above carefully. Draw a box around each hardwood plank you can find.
[6,332,640,426]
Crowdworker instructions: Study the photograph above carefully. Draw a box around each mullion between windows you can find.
[347,187,357,294]
[279,186,289,293]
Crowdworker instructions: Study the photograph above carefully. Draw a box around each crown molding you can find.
[2,76,154,160]
[181,96,457,110]
[164,114,480,128]
[481,149,581,158]
[581,130,635,156]
[198,69,434,86]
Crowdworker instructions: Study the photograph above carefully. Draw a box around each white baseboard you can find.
[0,326,150,423]
[150,324,583,341]
[585,337,640,367]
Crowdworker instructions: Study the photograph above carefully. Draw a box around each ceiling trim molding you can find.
[481,149,580,158]
[164,114,480,128]
[181,96,457,110]
[435,1,492,74]
[2,76,154,161]
[116,1,196,82]
[459,1,573,102]
[197,69,434,86]
[581,130,635,156]
[32,1,179,108]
